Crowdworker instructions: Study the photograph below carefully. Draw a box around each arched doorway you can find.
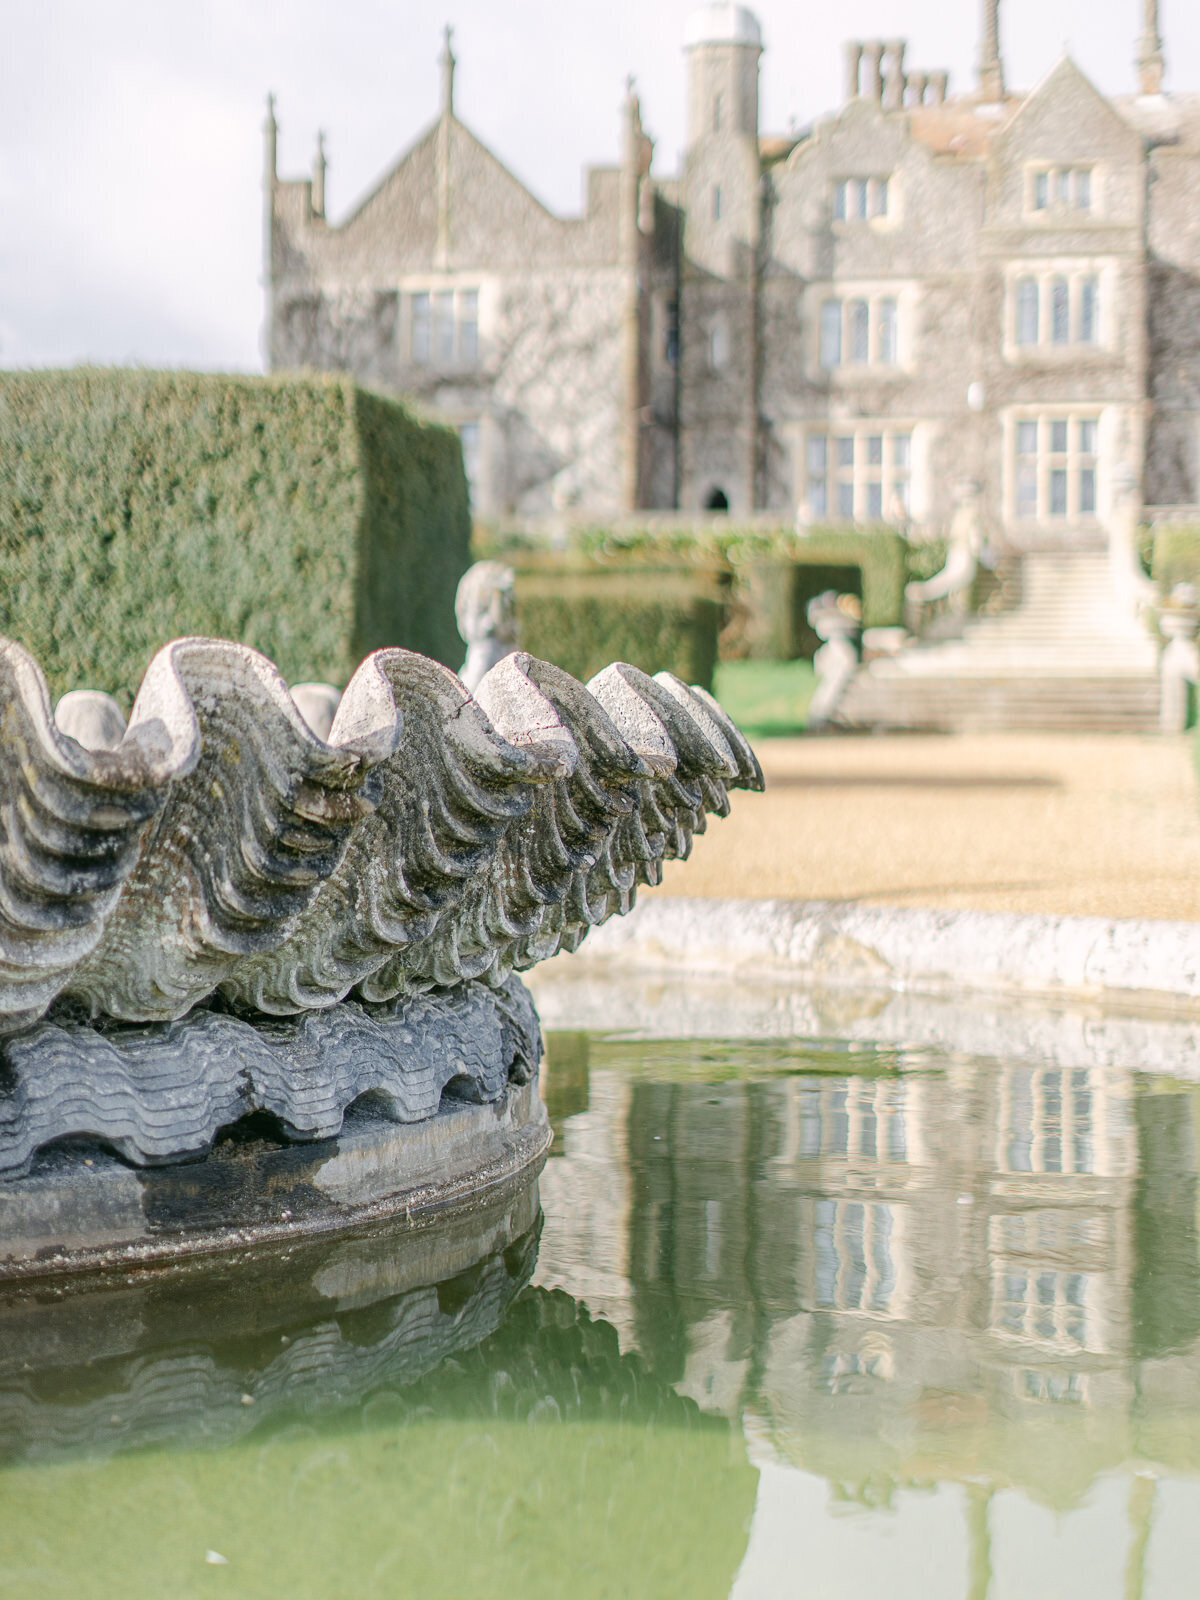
[705,487,729,512]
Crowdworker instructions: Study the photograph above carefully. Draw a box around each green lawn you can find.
[712,658,817,738]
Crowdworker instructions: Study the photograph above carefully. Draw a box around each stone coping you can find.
[539,895,1200,1014]
[528,968,1200,1080]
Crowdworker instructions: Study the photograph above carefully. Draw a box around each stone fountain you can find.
[0,636,760,1275]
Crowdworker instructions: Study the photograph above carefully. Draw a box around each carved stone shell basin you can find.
[0,636,760,1201]
[0,636,761,1033]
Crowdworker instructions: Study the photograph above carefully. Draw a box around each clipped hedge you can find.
[0,369,470,704]
[478,522,910,660]
[734,561,862,660]
[1152,524,1200,592]
[516,570,721,690]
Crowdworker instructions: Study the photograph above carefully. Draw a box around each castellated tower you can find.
[679,3,765,513]
[684,2,762,146]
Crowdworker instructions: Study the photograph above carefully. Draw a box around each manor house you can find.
[264,0,1200,547]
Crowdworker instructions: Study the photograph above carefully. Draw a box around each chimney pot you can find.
[883,40,907,110]
[844,41,864,102]
[863,41,886,104]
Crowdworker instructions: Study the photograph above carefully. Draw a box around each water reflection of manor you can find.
[537,1038,1200,1503]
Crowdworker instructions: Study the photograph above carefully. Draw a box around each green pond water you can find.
[1,1032,1199,1598]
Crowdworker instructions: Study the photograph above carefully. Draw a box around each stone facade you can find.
[265,0,1200,548]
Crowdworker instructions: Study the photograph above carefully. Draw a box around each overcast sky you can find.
[2,1,1195,373]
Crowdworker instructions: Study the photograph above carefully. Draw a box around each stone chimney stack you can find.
[311,131,326,220]
[907,71,928,107]
[979,0,1005,102]
[1138,0,1165,94]
[883,40,907,110]
[863,42,886,104]
[844,41,863,101]
[928,70,949,105]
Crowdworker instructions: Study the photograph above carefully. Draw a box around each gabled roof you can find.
[997,53,1143,155]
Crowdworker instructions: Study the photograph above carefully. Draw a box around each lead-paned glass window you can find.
[1079,418,1098,513]
[849,299,870,362]
[1079,276,1098,343]
[807,435,828,514]
[1017,420,1039,517]
[1051,278,1070,345]
[872,177,889,218]
[805,425,912,524]
[1034,172,1049,210]
[1015,413,1100,521]
[1055,169,1071,207]
[411,292,432,362]
[853,179,868,220]
[833,181,848,221]
[458,290,479,366]
[1016,278,1039,345]
[434,291,455,363]
[1076,168,1092,210]
[820,299,842,367]
[877,298,898,364]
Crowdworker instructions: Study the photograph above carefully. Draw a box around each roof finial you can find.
[263,93,278,185]
[312,130,327,219]
[441,24,456,119]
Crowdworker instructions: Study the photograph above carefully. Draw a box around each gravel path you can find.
[653,731,1200,922]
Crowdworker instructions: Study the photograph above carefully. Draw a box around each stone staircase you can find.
[837,551,1162,732]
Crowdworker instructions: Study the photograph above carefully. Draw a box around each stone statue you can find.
[806,591,862,730]
[905,477,986,631]
[456,560,519,692]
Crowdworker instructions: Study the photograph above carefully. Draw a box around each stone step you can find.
[838,674,1161,732]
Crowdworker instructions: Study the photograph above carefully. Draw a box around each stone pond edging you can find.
[548,895,1200,1013]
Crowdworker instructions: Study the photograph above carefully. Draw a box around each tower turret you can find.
[684,3,762,147]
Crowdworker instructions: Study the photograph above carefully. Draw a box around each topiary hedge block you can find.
[0,369,470,705]
[1152,525,1200,593]
[516,572,721,690]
